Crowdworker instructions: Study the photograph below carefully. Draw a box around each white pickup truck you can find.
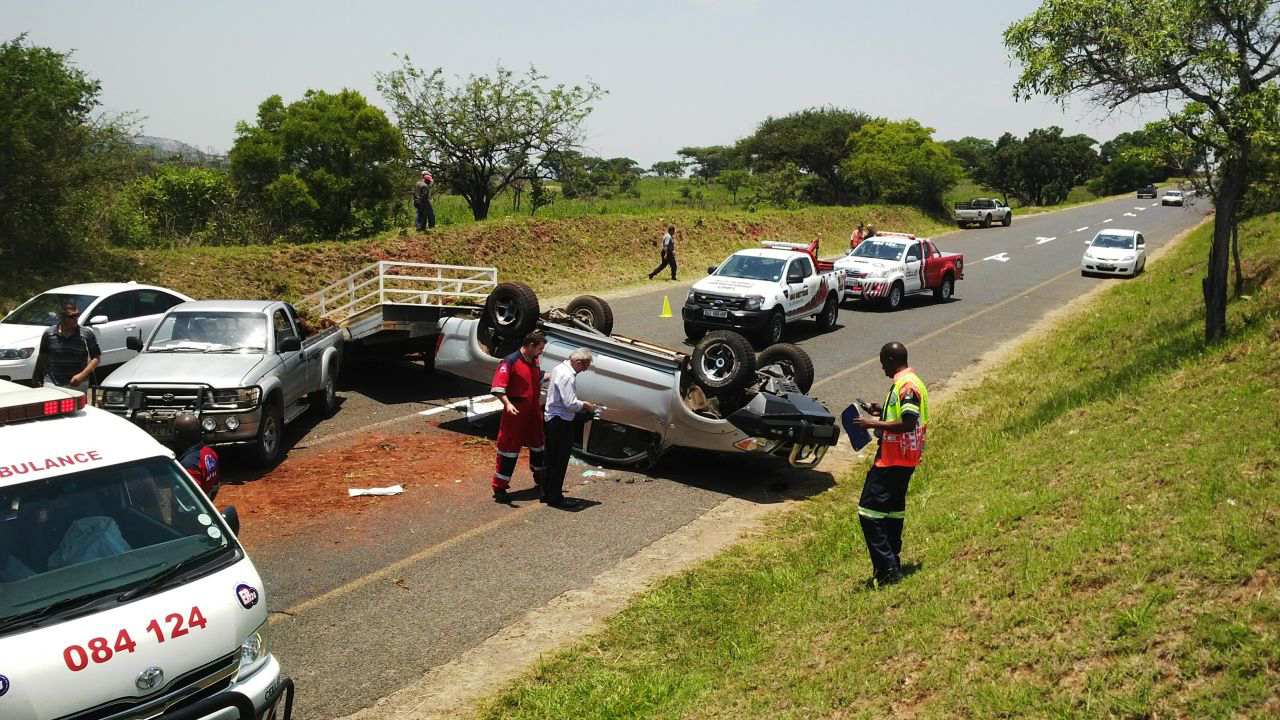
[682,240,846,346]
[954,198,1013,228]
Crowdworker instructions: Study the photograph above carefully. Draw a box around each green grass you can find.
[475,212,1280,719]
[0,205,955,313]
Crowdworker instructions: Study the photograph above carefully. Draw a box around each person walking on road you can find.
[490,331,548,503]
[852,341,929,589]
[648,224,678,280]
[414,171,436,230]
[543,347,597,508]
[32,301,101,390]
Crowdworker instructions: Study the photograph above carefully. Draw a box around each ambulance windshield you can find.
[0,457,237,632]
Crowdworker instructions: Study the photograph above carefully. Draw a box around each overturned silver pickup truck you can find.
[433,285,840,468]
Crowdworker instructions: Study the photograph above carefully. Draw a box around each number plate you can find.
[703,309,728,318]
[145,421,174,439]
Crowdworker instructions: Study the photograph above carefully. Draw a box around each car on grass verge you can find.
[834,232,964,310]
[953,198,1013,228]
[0,380,293,720]
[0,283,191,386]
[1082,228,1147,277]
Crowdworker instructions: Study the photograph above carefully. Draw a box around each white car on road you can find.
[0,283,191,385]
[1082,229,1147,277]
[1161,189,1186,206]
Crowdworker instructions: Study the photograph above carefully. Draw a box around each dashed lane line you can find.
[1075,226,1090,232]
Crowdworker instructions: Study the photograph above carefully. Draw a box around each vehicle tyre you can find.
[815,293,839,331]
[756,310,785,347]
[683,321,707,343]
[933,274,954,302]
[477,314,520,358]
[757,343,815,393]
[982,213,992,228]
[692,330,757,397]
[957,221,967,229]
[253,400,285,467]
[308,367,339,415]
[566,295,614,335]
[884,281,905,311]
[484,282,540,341]
[1002,212,1012,227]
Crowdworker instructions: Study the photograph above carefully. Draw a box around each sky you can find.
[4,0,1171,166]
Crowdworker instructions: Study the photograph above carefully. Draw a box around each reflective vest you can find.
[875,368,929,468]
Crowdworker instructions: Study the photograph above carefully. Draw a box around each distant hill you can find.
[132,135,217,161]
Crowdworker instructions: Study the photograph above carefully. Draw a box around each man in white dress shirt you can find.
[542,347,597,508]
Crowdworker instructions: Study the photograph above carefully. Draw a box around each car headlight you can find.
[744,295,764,310]
[93,388,127,407]
[236,621,270,680]
[686,291,695,304]
[0,347,34,360]
[208,386,261,409]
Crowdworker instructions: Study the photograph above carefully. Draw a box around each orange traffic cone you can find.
[660,295,673,318]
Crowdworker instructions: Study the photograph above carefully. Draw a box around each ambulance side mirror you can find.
[221,505,240,535]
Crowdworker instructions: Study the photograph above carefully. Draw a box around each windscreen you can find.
[0,456,237,633]
[149,311,267,353]
[1092,234,1135,250]
[714,255,786,282]
[3,293,96,326]
[849,240,908,261]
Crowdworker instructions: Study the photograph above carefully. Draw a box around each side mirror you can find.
[278,336,302,353]
[87,315,108,326]
[707,266,717,275]
[221,505,240,535]
[787,272,804,284]
[126,336,143,351]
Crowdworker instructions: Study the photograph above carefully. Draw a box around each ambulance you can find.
[0,380,293,719]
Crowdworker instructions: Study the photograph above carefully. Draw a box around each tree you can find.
[377,60,604,221]
[974,132,1022,203]
[229,89,403,237]
[971,127,1099,206]
[676,145,737,180]
[0,35,131,269]
[942,136,995,174]
[650,160,685,178]
[1006,0,1280,342]
[737,107,870,203]
[108,165,235,246]
[718,168,749,203]
[843,119,962,210]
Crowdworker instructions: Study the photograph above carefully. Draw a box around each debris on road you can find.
[582,470,607,478]
[348,484,405,497]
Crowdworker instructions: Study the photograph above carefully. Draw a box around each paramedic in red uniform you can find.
[490,331,548,503]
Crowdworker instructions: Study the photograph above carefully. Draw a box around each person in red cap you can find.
[414,171,436,230]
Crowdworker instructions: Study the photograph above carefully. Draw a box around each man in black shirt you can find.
[33,302,101,389]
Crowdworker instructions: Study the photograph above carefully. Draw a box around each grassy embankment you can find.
[476,213,1280,718]
[1,205,954,312]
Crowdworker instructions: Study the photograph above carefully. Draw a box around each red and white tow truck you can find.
[833,232,965,310]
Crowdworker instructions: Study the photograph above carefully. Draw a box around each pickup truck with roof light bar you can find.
[682,239,846,347]
[834,232,964,310]
[0,379,293,720]
[91,300,343,467]
[953,198,1013,228]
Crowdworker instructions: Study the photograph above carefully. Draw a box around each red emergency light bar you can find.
[1,393,86,424]
[872,231,918,240]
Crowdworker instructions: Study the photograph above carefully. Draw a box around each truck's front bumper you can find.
[681,304,769,332]
[843,278,893,300]
[99,402,264,445]
[181,655,292,720]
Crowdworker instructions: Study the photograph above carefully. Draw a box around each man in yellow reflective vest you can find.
[853,341,929,589]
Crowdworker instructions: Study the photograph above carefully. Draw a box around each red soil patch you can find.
[219,427,494,543]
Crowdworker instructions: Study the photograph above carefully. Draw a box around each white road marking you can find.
[1134,206,1147,211]
[983,252,1011,263]
[1035,236,1056,245]
[419,395,494,416]
[1075,226,1089,232]
[1151,202,1159,207]
[1123,212,1137,217]
[1102,218,1114,223]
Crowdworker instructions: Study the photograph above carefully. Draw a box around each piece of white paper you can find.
[348,485,405,497]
